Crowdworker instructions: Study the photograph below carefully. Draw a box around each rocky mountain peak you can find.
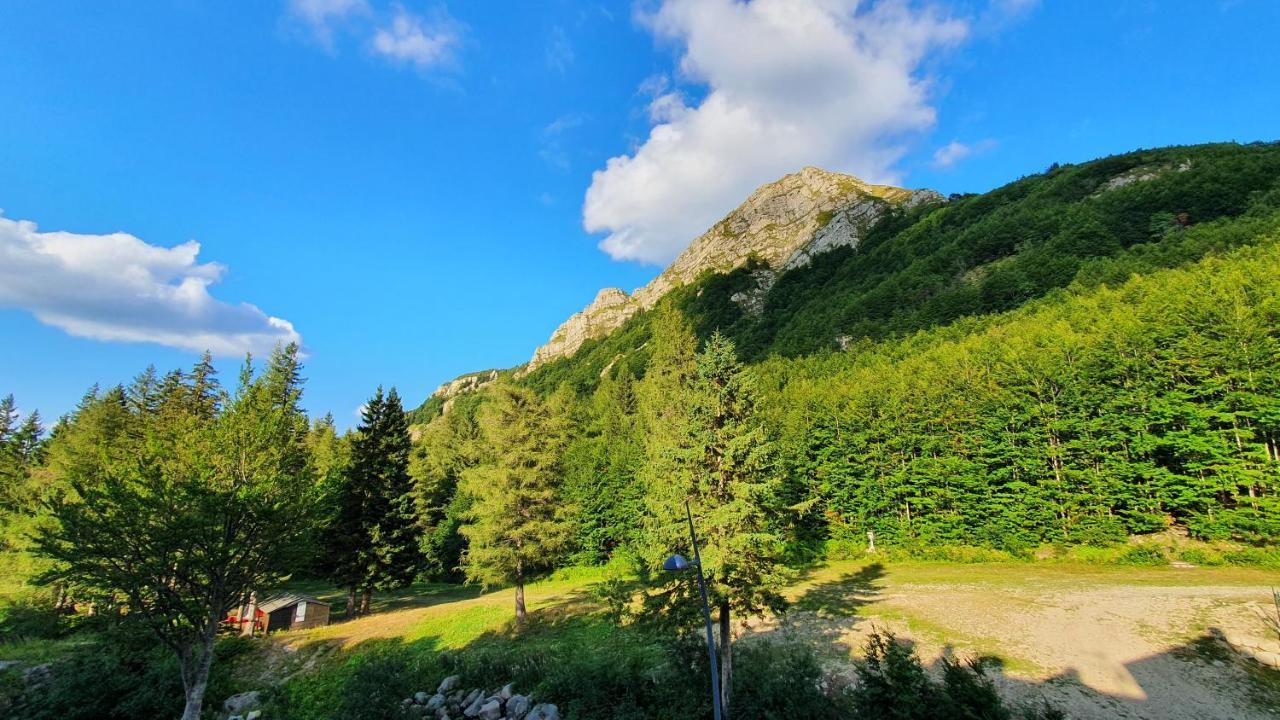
[524,168,940,370]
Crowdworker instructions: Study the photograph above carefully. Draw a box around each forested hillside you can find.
[406,142,1280,573]
[518,142,1280,393]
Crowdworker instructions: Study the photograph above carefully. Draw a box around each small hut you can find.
[230,593,330,634]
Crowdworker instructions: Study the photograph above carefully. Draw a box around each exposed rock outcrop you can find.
[528,288,638,369]
[526,167,940,368]
[428,370,499,415]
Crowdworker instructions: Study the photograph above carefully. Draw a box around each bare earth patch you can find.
[752,561,1280,720]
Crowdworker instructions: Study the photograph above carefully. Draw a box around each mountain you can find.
[415,141,1280,416]
[526,167,941,370]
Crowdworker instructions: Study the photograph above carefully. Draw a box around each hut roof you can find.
[257,593,330,613]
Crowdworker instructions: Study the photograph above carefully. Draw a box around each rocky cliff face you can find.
[429,369,499,414]
[526,167,940,369]
[529,288,639,368]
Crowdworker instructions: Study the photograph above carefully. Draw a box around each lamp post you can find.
[663,500,722,720]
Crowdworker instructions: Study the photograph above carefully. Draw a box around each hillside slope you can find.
[526,167,940,370]
[511,142,1280,397]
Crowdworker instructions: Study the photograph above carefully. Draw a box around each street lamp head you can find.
[662,553,692,572]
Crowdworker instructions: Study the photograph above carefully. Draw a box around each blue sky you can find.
[2,0,1278,428]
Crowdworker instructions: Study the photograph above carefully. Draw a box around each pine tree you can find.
[459,382,572,626]
[323,387,421,615]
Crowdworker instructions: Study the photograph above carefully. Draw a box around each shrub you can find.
[851,630,1062,720]
[7,624,255,720]
[1116,545,1168,566]
[0,600,68,642]
[732,639,851,720]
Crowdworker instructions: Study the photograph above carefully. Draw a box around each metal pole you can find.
[685,500,723,720]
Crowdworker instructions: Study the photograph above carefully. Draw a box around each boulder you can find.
[415,691,431,704]
[505,695,531,720]
[461,688,482,708]
[425,693,446,711]
[461,695,483,717]
[246,712,262,720]
[477,698,502,720]
[527,703,560,720]
[499,683,516,700]
[224,691,262,715]
[438,674,461,695]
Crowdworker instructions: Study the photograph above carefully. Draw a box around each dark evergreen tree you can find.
[323,387,421,616]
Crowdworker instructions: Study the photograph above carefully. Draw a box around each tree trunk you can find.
[179,622,219,720]
[719,599,732,718]
[345,587,357,619]
[514,568,527,627]
[240,592,258,637]
[359,588,372,616]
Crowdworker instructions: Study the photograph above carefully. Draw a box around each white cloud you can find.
[372,7,460,70]
[582,0,967,265]
[539,114,586,171]
[0,213,301,357]
[289,0,368,46]
[931,138,996,169]
[546,25,574,73]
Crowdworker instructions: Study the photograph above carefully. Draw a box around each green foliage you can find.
[411,391,486,581]
[5,627,255,720]
[459,383,574,620]
[482,142,1280,565]
[562,369,646,562]
[726,142,1280,360]
[323,387,422,606]
[32,346,315,717]
[731,639,851,719]
[762,236,1280,550]
[851,630,1055,720]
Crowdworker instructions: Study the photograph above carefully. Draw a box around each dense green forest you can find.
[432,141,1280,567]
[3,142,1280,718]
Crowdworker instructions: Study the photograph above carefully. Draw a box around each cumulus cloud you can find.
[582,0,968,265]
[371,7,461,69]
[0,213,301,357]
[288,0,368,46]
[931,138,997,169]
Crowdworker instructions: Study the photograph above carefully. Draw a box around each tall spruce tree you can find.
[323,387,420,615]
[459,382,572,626]
[640,327,789,716]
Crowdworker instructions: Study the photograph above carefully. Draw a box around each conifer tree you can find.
[563,368,644,560]
[323,387,420,615]
[459,382,572,626]
[640,327,789,716]
[411,393,485,581]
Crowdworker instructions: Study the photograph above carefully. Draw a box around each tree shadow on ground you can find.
[791,562,886,618]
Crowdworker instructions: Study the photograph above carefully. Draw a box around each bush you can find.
[0,600,68,642]
[732,639,851,720]
[8,624,255,720]
[851,630,1062,720]
[1219,546,1280,568]
[1115,545,1168,566]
